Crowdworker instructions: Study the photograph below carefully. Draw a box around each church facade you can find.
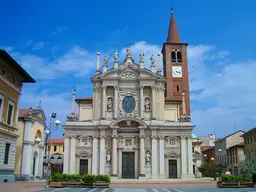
[63,11,195,179]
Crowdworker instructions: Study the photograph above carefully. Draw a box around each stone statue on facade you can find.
[150,55,155,67]
[113,50,118,63]
[139,52,144,63]
[107,97,113,112]
[145,150,151,165]
[126,46,132,57]
[106,150,111,164]
[144,97,150,112]
[103,56,109,66]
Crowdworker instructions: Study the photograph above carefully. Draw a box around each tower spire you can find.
[167,5,181,43]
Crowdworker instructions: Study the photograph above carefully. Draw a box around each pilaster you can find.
[151,135,158,179]
[181,136,188,178]
[70,136,76,174]
[111,134,118,178]
[140,85,144,119]
[187,137,194,177]
[99,133,106,174]
[92,136,98,174]
[158,136,165,178]
[101,85,106,119]
[151,86,156,119]
[139,134,146,179]
[114,86,118,119]
[63,135,70,173]
[37,144,44,178]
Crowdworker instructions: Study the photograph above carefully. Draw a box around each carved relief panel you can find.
[79,136,92,147]
[166,136,180,148]
[117,136,139,149]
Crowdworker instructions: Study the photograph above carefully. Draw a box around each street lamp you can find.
[45,113,61,188]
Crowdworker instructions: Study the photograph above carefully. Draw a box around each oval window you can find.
[122,96,136,113]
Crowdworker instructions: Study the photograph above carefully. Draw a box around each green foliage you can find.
[240,161,256,176]
[198,162,213,177]
[50,173,111,183]
[82,174,96,182]
[50,173,82,182]
[221,173,252,182]
[95,174,110,182]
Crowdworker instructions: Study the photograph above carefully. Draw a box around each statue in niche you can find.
[107,97,113,112]
[103,56,109,66]
[145,150,151,165]
[106,150,111,164]
[113,50,118,63]
[133,137,138,146]
[139,52,144,63]
[144,97,151,112]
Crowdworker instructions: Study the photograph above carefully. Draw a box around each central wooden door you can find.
[122,152,135,178]
[169,160,177,178]
[79,159,88,175]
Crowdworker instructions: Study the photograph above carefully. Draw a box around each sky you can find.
[1,0,256,138]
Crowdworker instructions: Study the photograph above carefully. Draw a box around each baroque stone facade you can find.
[63,45,195,179]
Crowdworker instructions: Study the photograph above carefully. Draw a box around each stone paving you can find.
[38,188,256,192]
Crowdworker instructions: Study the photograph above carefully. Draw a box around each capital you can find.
[102,85,107,89]
[139,135,145,139]
[151,135,157,140]
[158,136,164,140]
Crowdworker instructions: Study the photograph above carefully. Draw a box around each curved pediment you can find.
[110,117,148,128]
[165,151,180,158]
[76,151,92,157]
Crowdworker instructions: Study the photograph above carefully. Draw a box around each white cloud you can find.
[32,41,44,50]
[16,40,256,138]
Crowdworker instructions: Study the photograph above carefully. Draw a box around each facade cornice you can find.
[0,127,19,138]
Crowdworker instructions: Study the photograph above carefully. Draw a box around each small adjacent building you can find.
[227,142,245,176]
[14,107,46,181]
[0,49,35,183]
[43,138,64,177]
[215,130,245,173]
[241,128,256,163]
[191,134,203,178]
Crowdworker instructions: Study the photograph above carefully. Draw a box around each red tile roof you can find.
[48,138,64,144]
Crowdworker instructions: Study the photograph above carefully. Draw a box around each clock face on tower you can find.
[172,66,182,77]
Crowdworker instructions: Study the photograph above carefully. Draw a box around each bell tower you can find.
[162,9,191,116]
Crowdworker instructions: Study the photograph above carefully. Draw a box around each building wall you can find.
[0,60,23,183]
[14,120,25,177]
[50,143,64,155]
[227,146,245,176]
[244,133,256,163]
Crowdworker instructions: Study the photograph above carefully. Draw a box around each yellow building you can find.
[14,107,46,181]
[241,128,256,164]
[0,49,35,183]
[43,138,64,177]
[191,134,203,178]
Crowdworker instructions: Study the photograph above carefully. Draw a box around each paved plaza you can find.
[39,188,256,192]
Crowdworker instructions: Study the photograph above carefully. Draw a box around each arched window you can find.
[171,49,182,63]
[176,85,180,92]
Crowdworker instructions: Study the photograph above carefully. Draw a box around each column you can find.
[187,137,194,176]
[140,86,144,119]
[151,86,156,119]
[159,136,165,178]
[151,136,158,178]
[30,144,35,177]
[21,119,33,180]
[101,85,106,119]
[181,136,187,178]
[37,145,44,178]
[111,135,118,177]
[99,136,105,174]
[139,135,145,178]
[114,86,118,119]
[63,135,70,173]
[70,136,76,174]
[92,137,98,174]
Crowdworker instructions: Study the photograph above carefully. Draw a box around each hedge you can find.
[221,174,252,182]
[50,173,110,183]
